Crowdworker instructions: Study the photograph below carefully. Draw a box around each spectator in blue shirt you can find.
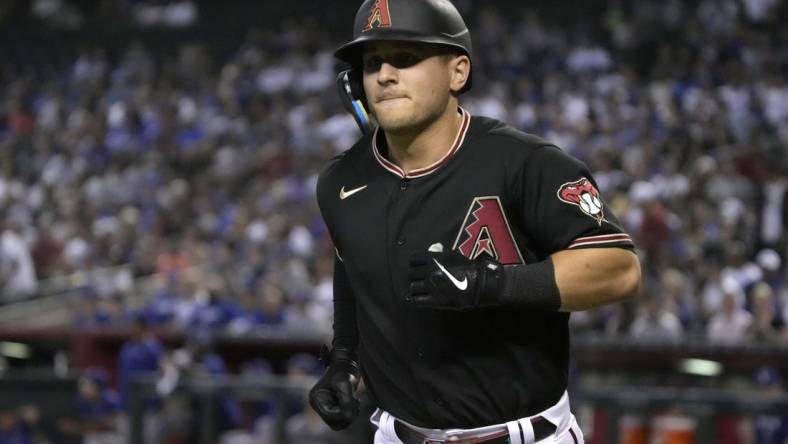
[141,272,183,328]
[59,368,123,443]
[187,278,244,330]
[0,406,40,444]
[248,283,286,328]
[754,367,788,444]
[117,314,164,410]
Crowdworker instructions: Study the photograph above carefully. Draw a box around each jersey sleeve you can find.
[316,159,342,255]
[519,145,634,255]
[316,160,359,351]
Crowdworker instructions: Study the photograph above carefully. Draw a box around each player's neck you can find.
[384,106,463,175]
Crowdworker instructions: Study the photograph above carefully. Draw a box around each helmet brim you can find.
[334,31,473,93]
[334,30,470,64]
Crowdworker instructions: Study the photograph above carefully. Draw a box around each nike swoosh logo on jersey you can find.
[432,258,468,291]
[339,185,368,200]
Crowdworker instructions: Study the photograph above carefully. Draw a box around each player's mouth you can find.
[376,94,408,103]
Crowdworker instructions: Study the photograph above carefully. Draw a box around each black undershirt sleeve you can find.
[332,256,359,351]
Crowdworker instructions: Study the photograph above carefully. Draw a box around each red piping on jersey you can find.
[568,233,633,248]
[372,108,470,179]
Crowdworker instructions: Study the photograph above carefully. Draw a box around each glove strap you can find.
[477,257,504,306]
[319,345,360,375]
[500,258,562,310]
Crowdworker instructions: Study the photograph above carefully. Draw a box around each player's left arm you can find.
[408,143,641,312]
[519,144,641,312]
[551,247,640,311]
[408,246,640,312]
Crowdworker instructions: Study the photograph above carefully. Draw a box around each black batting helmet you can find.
[335,0,473,92]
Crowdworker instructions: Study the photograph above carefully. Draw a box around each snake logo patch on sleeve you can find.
[557,178,606,225]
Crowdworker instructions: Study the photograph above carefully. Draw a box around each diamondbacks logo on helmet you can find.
[558,178,605,225]
[362,0,392,32]
[453,196,524,265]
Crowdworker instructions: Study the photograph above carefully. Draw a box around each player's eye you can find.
[389,52,421,68]
[363,52,423,73]
[363,56,384,73]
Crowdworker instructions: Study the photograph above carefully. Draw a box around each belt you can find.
[393,415,557,444]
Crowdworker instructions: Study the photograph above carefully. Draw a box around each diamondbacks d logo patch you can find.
[362,0,392,32]
[558,178,605,225]
[453,197,524,265]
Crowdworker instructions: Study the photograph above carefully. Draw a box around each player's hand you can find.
[407,243,503,310]
[308,347,360,430]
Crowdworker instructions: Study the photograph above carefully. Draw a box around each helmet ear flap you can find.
[336,69,373,135]
[347,69,367,110]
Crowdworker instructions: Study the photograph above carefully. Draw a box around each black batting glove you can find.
[407,244,503,310]
[308,346,360,430]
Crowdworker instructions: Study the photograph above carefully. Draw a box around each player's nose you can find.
[377,62,398,84]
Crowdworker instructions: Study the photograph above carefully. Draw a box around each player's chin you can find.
[373,102,411,121]
[374,112,414,132]
[376,117,418,132]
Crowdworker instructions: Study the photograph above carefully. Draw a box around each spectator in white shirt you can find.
[630,290,683,341]
[0,218,37,301]
[707,283,753,343]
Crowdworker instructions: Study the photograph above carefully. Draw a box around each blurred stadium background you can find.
[0,0,786,443]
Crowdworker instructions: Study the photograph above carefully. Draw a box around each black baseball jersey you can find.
[316,108,634,429]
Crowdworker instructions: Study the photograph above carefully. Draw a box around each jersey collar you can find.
[372,107,471,179]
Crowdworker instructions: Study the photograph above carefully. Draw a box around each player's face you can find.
[362,41,465,132]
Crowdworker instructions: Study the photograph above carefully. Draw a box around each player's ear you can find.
[448,54,470,93]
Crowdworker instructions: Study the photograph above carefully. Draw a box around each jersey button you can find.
[396,237,406,246]
[416,348,424,358]
[400,181,408,191]
[434,397,446,407]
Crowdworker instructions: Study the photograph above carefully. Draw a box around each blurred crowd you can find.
[0,0,787,442]
[3,0,784,343]
[2,0,788,367]
[0,0,786,347]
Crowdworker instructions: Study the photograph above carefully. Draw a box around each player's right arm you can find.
[314,158,360,352]
[330,254,360,351]
[308,162,362,430]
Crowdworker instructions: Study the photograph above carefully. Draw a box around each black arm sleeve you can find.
[332,256,359,351]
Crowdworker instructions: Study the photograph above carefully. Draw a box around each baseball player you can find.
[309,1,641,443]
